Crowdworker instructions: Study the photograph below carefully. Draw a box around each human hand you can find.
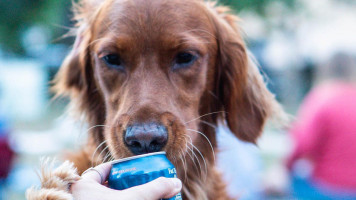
[71,162,182,200]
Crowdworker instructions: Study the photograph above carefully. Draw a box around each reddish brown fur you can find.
[53,0,282,199]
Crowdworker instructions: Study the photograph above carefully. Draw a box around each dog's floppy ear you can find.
[209,5,282,143]
[53,0,110,99]
[52,22,105,123]
[52,24,92,98]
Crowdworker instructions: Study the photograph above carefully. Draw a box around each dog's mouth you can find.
[96,112,189,162]
[89,110,216,182]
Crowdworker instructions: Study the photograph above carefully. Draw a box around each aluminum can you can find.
[108,151,182,200]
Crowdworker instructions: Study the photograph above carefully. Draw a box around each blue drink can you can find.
[108,151,182,200]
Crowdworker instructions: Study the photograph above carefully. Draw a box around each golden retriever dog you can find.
[27,0,282,199]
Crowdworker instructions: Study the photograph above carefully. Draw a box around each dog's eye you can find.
[174,52,197,69]
[102,54,123,69]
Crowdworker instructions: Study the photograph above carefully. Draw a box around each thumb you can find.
[81,162,112,184]
[122,177,182,200]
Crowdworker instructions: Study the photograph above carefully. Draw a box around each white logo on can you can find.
[168,168,176,174]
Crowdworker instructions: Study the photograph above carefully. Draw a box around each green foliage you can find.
[0,0,72,54]
[0,0,296,54]
[219,0,296,14]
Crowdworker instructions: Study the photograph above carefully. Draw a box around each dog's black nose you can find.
[124,123,168,155]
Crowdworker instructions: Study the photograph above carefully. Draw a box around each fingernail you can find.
[172,178,182,189]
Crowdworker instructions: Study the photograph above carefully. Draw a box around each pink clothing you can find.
[288,82,356,191]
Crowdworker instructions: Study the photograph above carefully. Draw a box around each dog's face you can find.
[54,0,279,163]
[91,0,215,157]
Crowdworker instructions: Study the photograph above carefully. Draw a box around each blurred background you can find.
[1,0,356,199]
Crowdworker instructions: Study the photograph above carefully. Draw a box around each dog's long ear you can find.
[52,1,107,150]
[209,5,283,143]
[52,24,91,98]
[53,0,110,99]
[52,0,104,99]
[52,21,105,121]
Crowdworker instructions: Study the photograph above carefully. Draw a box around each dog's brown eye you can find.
[174,52,197,69]
[102,54,123,70]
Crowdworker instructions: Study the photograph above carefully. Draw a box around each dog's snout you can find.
[124,123,168,155]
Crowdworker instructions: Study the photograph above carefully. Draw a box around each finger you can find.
[122,177,182,200]
[81,162,112,184]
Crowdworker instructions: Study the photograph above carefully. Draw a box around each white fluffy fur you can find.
[26,159,80,200]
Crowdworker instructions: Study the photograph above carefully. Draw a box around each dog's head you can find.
[54,0,280,163]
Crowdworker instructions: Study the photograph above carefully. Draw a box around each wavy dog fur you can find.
[28,0,283,199]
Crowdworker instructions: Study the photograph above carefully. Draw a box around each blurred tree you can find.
[220,0,296,15]
[0,0,72,54]
[0,0,298,54]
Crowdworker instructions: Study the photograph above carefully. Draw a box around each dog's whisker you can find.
[186,135,201,172]
[177,151,184,181]
[186,135,197,160]
[186,144,203,180]
[179,144,188,183]
[95,145,110,166]
[183,136,200,178]
[103,150,112,164]
[184,111,226,125]
[182,152,188,184]
[186,136,204,180]
[187,128,216,163]
[91,140,107,167]
[200,120,217,129]
[86,124,110,133]
[77,124,110,144]
[109,155,115,162]
[190,143,208,181]
[186,135,208,180]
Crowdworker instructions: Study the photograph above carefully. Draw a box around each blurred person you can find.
[0,113,15,199]
[287,53,356,199]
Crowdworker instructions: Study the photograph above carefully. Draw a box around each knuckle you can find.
[155,177,167,184]
[122,190,146,200]
[71,179,93,190]
[70,180,81,191]
[156,177,173,188]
